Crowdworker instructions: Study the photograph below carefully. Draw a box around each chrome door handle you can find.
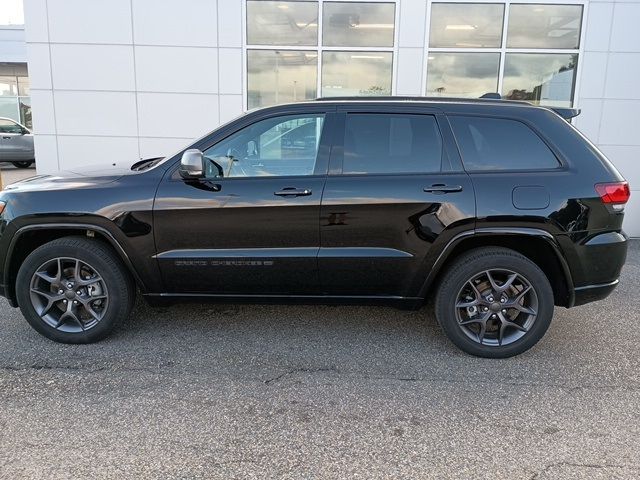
[423,184,463,194]
[274,188,312,197]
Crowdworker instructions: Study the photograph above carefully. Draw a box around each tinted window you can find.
[203,115,324,178]
[343,114,443,174]
[450,116,559,171]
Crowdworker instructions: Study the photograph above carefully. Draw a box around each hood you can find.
[2,166,135,193]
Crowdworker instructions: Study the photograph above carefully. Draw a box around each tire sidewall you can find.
[436,250,554,358]
[16,241,130,343]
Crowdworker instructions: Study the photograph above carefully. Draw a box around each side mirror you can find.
[179,149,204,179]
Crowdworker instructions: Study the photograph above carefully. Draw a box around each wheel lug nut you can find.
[76,291,82,295]
[488,297,494,302]
[502,309,506,314]
[63,299,67,304]
[73,300,78,305]
[491,314,497,318]
[67,283,72,288]
[58,290,63,294]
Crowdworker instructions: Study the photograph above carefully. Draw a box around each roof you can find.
[311,95,580,120]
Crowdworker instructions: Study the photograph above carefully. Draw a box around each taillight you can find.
[595,182,630,206]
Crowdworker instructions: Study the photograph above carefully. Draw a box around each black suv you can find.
[0,98,630,358]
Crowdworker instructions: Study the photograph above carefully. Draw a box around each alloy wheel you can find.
[29,257,109,333]
[454,269,538,347]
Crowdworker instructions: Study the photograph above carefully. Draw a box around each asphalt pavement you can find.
[0,231,638,478]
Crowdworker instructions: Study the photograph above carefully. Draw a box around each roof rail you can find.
[313,94,581,120]
[313,95,525,105]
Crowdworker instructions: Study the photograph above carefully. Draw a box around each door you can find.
[319,108,476,297]
[153,111,334,295]
[0,118,33,161]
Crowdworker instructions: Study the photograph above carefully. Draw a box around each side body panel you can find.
[152,106,337,295]
[0,170,163,298]
[319,105,476,297]
[443,104,628,289]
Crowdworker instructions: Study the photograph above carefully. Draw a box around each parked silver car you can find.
[0,117,35,169]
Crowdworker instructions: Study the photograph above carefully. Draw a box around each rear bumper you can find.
[568,231,627,307]
[572,279,619,307]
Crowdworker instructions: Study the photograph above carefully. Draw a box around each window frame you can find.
[168,104,338,181]
[329,105,463,176]
[423,0,587,107]
[243,0,400,110]
[203,113,329,179]
[446,113,567,173]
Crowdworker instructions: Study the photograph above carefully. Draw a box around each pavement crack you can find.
[529,461,640,479]
[0,364,106,373]
[264,366,338,385]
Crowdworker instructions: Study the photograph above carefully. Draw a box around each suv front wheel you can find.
[435,247,554,358]
[16,237,135,343]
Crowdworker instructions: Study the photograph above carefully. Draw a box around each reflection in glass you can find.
[502,53,577,107]
[507,5,583,49]
[323,2,395,47]
[19,96,31,128]
[429,3,504,48]
[204,115,324,178]
[426,53,500,97]
[0,97,19,122]
[0,76,19,96]
[17,76,29,96]
[247,50,318,109]
[247,1,318,46]
[321,51,392,97]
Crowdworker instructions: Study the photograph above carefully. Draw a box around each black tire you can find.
[16,237,135,344]
[435,247,554,358]
[12,161,33,169]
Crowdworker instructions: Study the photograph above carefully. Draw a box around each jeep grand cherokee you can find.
[0,97,629,357]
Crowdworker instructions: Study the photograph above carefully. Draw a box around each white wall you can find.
[572,0,640,236]
[23,0,640,235]
[24,0,243,171]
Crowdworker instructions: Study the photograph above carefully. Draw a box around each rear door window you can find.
[449,116,560,171]
[343,114,444,174]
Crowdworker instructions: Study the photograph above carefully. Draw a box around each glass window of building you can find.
[246,1,396,109]
[247,1,318,46]
[429,3,504,48]
[426,1,583,107]
[502,53,577,107]
[322,2,395,47]
[247,50,318,110]
[0,64,31,127]
[322,51,392,97]
[507,4,582,49]
[427,52,500,97]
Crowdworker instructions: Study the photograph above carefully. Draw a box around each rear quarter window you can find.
[449,116,560,171]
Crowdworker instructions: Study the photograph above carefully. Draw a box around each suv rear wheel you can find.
[435,247,554,358]
[16,237,135,343]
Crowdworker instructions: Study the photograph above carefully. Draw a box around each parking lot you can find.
[0,163,36,186]
[0,177,638,478]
